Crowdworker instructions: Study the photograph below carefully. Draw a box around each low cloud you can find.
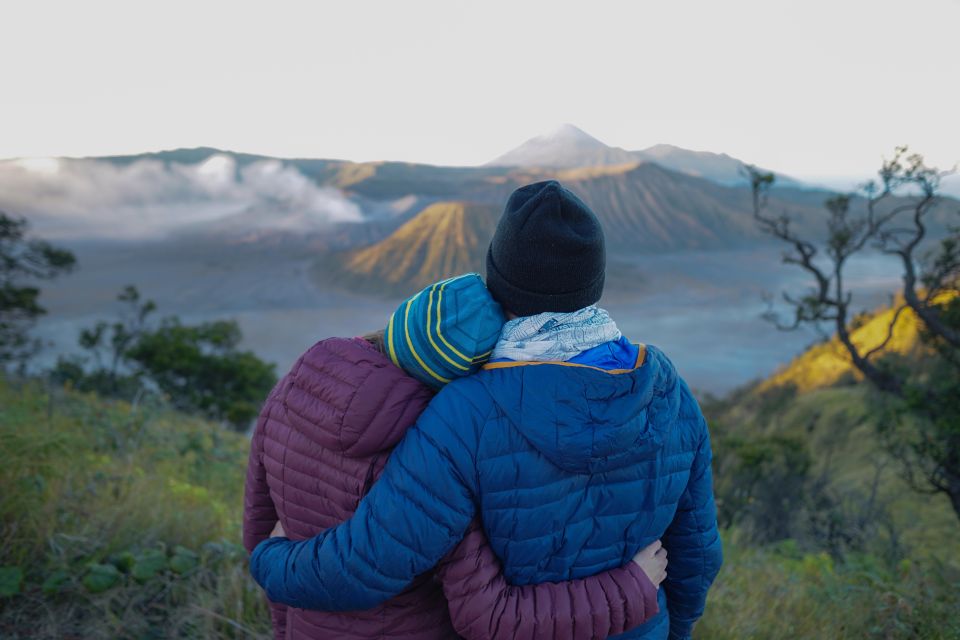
[0,154,364,240]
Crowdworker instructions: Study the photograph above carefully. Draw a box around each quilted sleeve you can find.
[242,394,288,639]
[661,405,723,640]
[268,603,287,640]
[436,518,659,640]
[242,400,279,554]
[248,386,480,611]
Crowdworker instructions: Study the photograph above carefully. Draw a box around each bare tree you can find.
[745,148,960,521]
[869,149,960,349]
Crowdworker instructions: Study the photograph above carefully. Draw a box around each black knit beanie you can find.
[485,180,605,317]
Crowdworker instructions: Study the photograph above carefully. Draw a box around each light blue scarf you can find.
[491,306,621,363]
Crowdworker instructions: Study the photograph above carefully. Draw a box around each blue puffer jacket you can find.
[251,344,723,640]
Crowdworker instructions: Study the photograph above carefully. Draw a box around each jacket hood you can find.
[282,337,434,458]
[478,345,681,474]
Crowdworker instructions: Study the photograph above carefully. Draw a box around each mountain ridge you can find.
[308,162,837,296]
[486,124,804,187]
[315,201,499,294]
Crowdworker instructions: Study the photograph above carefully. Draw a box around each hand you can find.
[631,539,667,589]
[269,521,286,538]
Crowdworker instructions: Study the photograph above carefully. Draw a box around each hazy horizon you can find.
[4,127,958,203]
[3,0,958,179]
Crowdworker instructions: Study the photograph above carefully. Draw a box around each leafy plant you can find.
[0,377,271,638]
[82,563,121,593]
[169,546,200,575]
[0,566,23,597]
[40,570,69,595]
[131,549,168,583]
[51,285,276,430]
[127,317,276,429]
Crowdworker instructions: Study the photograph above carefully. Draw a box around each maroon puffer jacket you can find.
[243,337,658,640]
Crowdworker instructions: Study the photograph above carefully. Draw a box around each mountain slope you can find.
[486,124,637,168]
[547,162,824,251]
[634,144,803,188]
[313,163,834,297]
[20,142,950,258]
[314,158,834,253]
[554,162,756,249]
[487,124,801,187]
[317,201,499,294]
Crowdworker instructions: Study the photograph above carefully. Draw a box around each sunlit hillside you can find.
[317,201,499,294]
[758,295,957,393]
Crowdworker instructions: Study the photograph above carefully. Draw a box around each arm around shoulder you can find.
[249,386,482,611]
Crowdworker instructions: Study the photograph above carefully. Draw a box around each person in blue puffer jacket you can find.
[251,180,723,640]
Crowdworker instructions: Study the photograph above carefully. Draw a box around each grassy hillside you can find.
[712,381,958,546]
[699,539,959,639]
[699,381,960,639]
[0,377,270,639]
[698,296,960,638]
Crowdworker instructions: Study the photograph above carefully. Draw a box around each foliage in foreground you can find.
[702,376,960,638]
[700,540,960,640]
[51,285,277,431]
[0,376,271,639]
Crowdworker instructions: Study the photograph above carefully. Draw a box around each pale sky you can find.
[2,0,958,179]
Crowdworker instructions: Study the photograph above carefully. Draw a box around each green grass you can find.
[700,540,960,640]
[710,383,960,554]
[0,376,270,639]
[702,379,960,639]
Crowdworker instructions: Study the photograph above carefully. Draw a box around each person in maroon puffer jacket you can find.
[243,273,666,639]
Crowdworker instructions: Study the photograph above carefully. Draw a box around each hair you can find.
[362,329,387,355]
